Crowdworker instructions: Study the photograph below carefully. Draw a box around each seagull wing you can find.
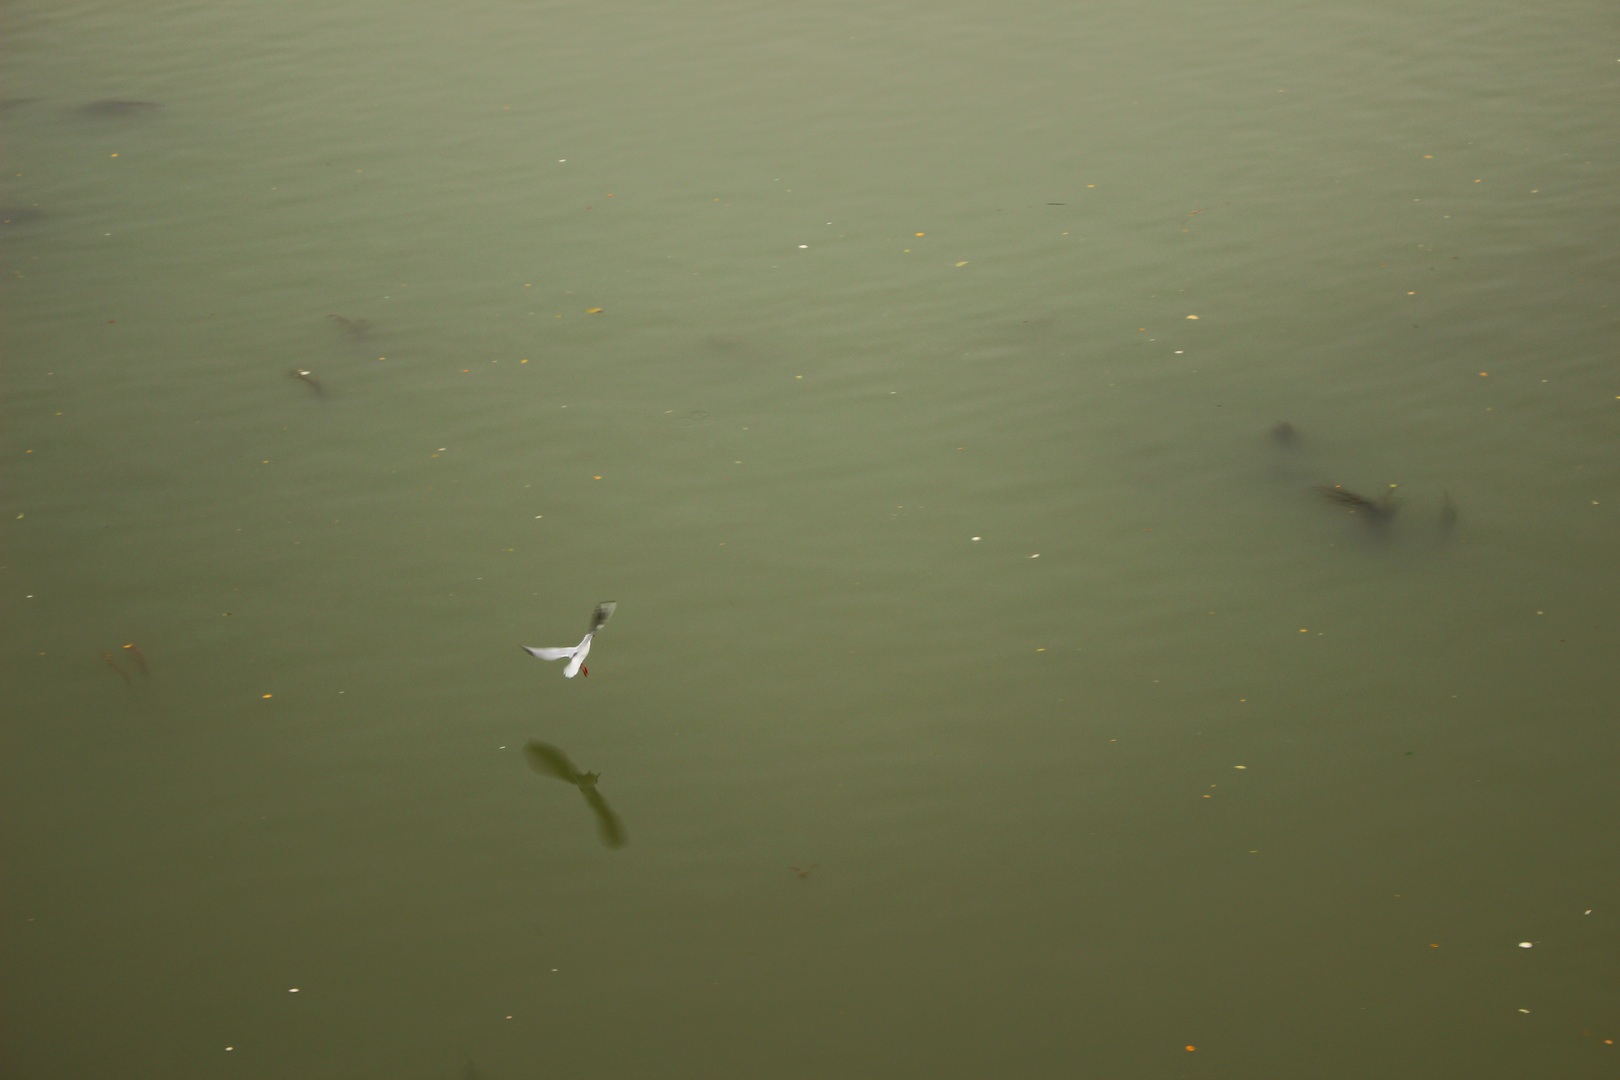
[521,645,577,662]
[562,634,592,678]
[588,601,617,634]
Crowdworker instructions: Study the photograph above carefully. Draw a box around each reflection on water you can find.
[3,0,1615,1076]
[524,740,628,850]
[100,650,132,687]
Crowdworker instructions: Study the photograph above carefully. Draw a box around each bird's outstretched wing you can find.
[521,645,577,661]
[588,601,617,634]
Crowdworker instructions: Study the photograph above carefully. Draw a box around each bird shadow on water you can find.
[523,740,627,849]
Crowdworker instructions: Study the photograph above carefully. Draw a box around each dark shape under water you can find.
[1318,484,1401,523]
[0,207,45,226]
[80,99,162,116]
[289,368,325,396]
[1270,421,1299,446]
[328,314,371,338]
[1439,491,1458,536]
[524,740,627,849]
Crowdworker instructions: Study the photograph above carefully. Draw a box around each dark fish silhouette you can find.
[79,100,161,116]
[0,207,44,226]
[289,368,325,396]
[1318,484,1400,523]
[328,314,371,338]
[1270,421,1298,446]
[792,863,819,879]
[524,740,627,849]
[1439,491,1458,536]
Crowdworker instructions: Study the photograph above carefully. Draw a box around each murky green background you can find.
[4,0,1618,1076]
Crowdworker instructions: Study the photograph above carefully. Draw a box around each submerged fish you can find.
[1318,484,1401,522]
[522,601,616,678]
[328,314,371,338]
[1439,491,1458,534]
[1270,421,1299,446]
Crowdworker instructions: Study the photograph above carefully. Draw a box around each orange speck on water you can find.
[1185,1046,1196,1052]
[1479,372,1488,377]
[262,694,273,699]
[1430,943,1439,947]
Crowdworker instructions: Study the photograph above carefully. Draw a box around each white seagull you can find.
[521,602,617,678]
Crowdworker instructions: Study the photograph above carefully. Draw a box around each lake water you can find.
[4,1,1618,1077]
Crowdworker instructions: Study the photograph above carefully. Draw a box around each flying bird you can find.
[521,601,616,677]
